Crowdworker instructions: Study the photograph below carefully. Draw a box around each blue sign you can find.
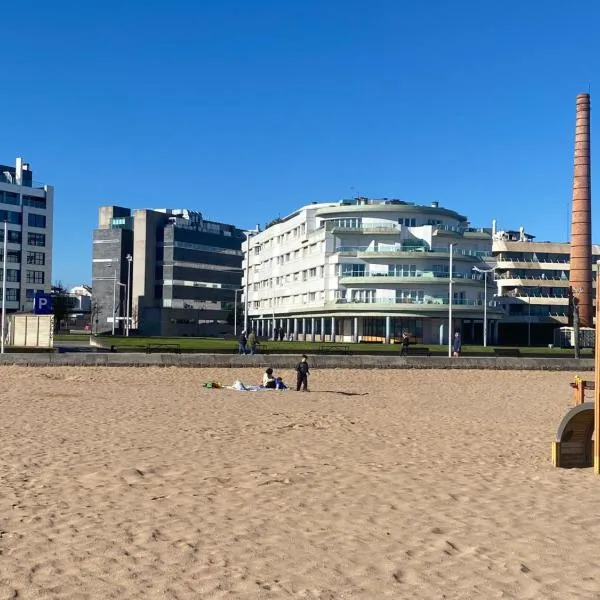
[33,292,53,315]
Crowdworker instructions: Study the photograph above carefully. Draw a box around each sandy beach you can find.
[1,366,599,599]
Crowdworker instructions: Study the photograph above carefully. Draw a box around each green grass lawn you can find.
[72,335,592,356]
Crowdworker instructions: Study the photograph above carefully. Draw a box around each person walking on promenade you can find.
[238,331,248,355]
[400,332,410,356]
[452,331,462,357]
[247,330,258,355]
[295,354,310,392]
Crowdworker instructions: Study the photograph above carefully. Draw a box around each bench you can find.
[146,343,181,354]
[493,348,521,357]
[405,347,430,357]
[317,344,351,355]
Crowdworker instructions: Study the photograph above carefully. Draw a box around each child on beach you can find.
[295,355,310,392]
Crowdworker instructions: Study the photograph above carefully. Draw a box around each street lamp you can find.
[233,288,243,336]
[1,220,7,354]
[125,254,132,336]
[243,228,259,334]
[448,243,455,357]
[472,265,498,347]
[111,272,126,336]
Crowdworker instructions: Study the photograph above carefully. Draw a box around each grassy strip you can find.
[81,335,590,357]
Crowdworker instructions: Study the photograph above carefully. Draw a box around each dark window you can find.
[0,210,21,225]
[0,250,20,263]
[26,251,45,265]
[26,270,44,284]
[0,191,20,206]
[23,195,46,209]
[28,232,46,247]
[6,269,20,282]
[6,289,18,301]
[28,213,46,228]
[26,288,35,300]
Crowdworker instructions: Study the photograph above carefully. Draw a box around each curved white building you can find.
[243,198,501,345]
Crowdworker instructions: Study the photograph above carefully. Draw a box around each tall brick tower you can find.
[569,93,593,327]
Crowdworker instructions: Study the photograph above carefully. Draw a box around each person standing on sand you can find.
[452,331,462,357]
[295,354,310,391]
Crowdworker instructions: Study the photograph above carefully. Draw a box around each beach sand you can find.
[0,366,599,599]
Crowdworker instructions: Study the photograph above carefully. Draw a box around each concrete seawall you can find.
[0,353,593,370]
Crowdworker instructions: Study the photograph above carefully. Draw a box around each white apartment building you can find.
[243,198,501,345]
[491,227,600,346]
[0,158,54,312]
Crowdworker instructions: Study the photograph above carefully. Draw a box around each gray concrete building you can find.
[0,157,54,312]
[92,206,244,336]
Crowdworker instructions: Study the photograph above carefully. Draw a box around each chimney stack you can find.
[569,93,593,327]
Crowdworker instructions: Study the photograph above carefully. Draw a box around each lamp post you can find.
[125,254,132,336]
[448,243,454,357]
[110,271,126,336]
[243,228,259,334]
[527,291,531,347]
[233,288,243,336]
[1,221,7,354]
[472,265,498,347]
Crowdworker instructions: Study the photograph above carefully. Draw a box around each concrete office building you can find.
[244,198,501,345]
[0,158,54,312]
[92,206,244,336]
[491,226,600,346]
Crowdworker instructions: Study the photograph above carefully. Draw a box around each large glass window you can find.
[28,233,46,246]
[26,251,45,265]
[6,289,18,302]
[0,191,20,206]
[26,270,45,284]
[389,264,417,277]
[341,263,365,277]
[6,269,20,282]
[22,195,46,209]
[0,210,21,225]
[28,213,46,228]
[0,230,22,244]
[0,250,20,263]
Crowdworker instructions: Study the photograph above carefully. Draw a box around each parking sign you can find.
[33,292,53,315]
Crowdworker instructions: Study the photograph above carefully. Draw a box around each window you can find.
[6,269,20,282]
[328,218,361,229]
[309,267,317,278]
[28,232,46,246]
[398,217,417,227]
[6,289,18,302]
[0,250,20,263]
[26,288,36,301]
[23,195,46,209]
[26,270,45,284]
[27,251,45,265]
[389,264,416,277]
[0,210,21,225]
[341,264,365,277]
[28,213,46,228]
[0,230,22,244]
[0,191,20,206]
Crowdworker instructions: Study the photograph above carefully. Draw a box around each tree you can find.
[51,282,71,332]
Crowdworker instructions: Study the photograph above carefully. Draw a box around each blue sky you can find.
[2,0,598,286]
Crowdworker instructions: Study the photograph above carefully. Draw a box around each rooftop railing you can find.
[340,271,484,280]
[0,172,46,189]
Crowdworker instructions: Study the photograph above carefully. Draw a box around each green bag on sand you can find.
[202,381,222,389]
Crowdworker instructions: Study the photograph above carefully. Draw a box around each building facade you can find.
[92,206,244,336]
[244,198,501,345]
[0,158,54,312]
[491,227,600,345]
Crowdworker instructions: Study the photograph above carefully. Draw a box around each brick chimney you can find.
[569,93,593,327]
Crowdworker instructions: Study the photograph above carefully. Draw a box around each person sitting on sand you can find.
[263,367,276,388]
[275,377,287,390]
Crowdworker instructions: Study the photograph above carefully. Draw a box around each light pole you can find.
[1,221,7,354]
[125,254,132,336]
[243,228,259,334]
[110,271,126,336]
[527,291,531,347]
[448,243,454,357]
[233,288,243,336]
[472,265,497,347]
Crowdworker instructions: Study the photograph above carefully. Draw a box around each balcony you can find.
[335,245,491,259]
[339,271,484,284]
[0,172,46,189]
